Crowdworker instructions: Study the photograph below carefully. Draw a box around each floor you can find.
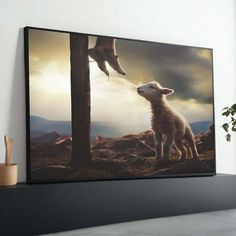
[45,209,236,236]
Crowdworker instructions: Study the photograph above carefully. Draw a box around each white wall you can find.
[0,0,235,182]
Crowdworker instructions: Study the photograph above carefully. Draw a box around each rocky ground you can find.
[30,125,215,181]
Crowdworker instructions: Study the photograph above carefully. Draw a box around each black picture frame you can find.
[24,26,216,183]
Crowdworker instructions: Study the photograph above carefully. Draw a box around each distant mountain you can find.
[190,121,212,134]
[30,116,212,138]
[30,116,71,136]
[30,116,120,138]
[31,130,46,139]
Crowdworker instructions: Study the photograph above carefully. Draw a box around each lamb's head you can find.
[137,81,174,102]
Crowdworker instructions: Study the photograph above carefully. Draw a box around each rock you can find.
[154,159,215,175]
[31,165,73,180]
[55,137,72,151]
[32,132,61,145]
[91,130,155,158]
[195,124,215,153]
[30,124,215,178]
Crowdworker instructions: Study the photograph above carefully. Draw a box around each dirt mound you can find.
[30,124,215,180]
[92,130,155,159]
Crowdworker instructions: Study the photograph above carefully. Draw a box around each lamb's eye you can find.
[149,85,154,89]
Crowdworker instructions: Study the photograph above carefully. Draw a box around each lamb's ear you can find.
[161,88,174,95]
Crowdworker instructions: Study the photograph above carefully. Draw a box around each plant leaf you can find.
[231,103,236,112]
[222,111,230,117]
[222,123,229,132]
[226,133,231,142]
[222,107,229,110]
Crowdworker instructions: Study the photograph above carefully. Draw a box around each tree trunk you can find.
[70,33,91,167]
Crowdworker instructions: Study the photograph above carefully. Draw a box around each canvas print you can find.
[25,27,215,183]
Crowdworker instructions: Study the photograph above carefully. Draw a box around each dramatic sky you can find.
[29,29,214,136]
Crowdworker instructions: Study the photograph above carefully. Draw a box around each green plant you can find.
[222,103,236,141]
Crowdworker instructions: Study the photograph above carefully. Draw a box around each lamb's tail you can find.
[185,126,199,159]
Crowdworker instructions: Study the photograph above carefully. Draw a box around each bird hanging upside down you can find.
[88,37,127,76]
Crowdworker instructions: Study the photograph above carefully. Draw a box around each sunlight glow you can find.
[31,62,70,95]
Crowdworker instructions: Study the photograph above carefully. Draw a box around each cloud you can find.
[90,65,151,134]
[90,62,213,134]
[115,38,213,104]
[29,29,70,75]
[168,98,213,123]
[30,87,71,121]
[28,28,214,133]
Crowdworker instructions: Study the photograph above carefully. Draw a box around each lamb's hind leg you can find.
[162,134,174,161]
[185,144,193,159]
[154,130,163,160]
[186,127,199,159]
[175,139,187,161]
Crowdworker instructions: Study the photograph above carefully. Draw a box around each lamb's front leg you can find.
[154,130,163,160]
[162,134,174,161]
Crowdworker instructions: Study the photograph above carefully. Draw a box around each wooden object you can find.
[4,135,13,165]
[0,135,17,186]
[70,34,91,167]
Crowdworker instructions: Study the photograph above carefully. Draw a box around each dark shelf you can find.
[1,174,236,235]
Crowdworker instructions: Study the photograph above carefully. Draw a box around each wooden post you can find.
[70,33,91,167]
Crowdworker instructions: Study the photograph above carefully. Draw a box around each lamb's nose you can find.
[137,87,143,94]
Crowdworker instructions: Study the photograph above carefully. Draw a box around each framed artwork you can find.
[24,27,215,183]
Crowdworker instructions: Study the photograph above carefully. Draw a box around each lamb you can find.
[137,81,199,161]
